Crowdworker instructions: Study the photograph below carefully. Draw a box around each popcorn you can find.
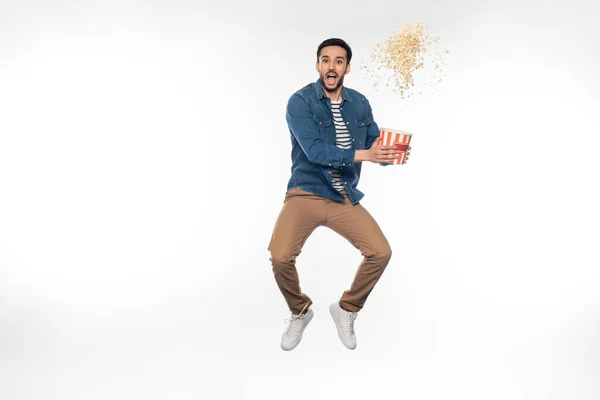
[361,21,448,99]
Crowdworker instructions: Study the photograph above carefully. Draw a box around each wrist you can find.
[354,150,372,163]
[363,149,373,162]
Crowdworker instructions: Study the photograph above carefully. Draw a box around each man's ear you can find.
[346,63,351,75]
[315,61,320,73]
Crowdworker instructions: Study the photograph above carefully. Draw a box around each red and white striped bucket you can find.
[379,127,412,165]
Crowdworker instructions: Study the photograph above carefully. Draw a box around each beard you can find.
[321,72,345,92]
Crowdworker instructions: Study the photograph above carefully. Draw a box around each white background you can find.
[1,1,599,399]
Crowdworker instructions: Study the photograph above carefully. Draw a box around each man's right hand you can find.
[366,138,401,163]
[353,138,402,163]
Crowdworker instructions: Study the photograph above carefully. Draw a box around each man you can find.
[268,38,411,351]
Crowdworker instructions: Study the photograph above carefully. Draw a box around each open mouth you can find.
[326,73,337,85]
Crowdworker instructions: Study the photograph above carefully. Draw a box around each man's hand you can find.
[402,146,412,164]
[354,139,412,164]
[367,138,402,163]
[375,144,412,165]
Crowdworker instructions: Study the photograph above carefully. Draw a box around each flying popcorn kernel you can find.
[362,21,448,99]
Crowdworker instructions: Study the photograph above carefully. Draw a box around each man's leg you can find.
[268,188,326,315]
[325,194,392,312]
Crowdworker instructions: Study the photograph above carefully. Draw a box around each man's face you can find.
[315,45,351,93]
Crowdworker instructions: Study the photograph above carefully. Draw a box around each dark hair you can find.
[317,38,352,65]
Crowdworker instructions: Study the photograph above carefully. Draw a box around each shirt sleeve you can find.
[286,94,356,167]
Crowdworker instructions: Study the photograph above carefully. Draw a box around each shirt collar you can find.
[315,78,353,103]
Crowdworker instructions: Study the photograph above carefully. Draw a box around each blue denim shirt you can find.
[285,78,388,205]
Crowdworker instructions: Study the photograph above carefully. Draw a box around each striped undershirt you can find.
[330,100,351,193]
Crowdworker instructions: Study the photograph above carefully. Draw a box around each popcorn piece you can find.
[362,21,448,99]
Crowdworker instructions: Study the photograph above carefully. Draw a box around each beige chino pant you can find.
[268,187,392,315]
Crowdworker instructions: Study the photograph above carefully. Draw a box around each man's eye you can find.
[337,60,342,64]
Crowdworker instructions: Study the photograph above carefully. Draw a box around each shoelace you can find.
[284,314,304,335]
[284,303,309,335]
[346,311,358,334]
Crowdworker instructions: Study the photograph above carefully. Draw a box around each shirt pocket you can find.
[313,116,333,140]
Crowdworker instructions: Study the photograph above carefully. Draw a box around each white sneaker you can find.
[329,302,358,350]
[281,307,313,351]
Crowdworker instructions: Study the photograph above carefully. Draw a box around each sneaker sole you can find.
[329,303,357,350]
[281,310,314,351]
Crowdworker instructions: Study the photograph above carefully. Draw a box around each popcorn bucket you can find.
[379,127,412,165]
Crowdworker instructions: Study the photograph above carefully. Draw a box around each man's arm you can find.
[353,150,372,163]
[286,94,356,167]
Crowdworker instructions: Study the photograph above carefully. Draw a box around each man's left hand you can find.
[402,146,411,164]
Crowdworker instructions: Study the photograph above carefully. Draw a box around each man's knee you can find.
[368,244,392,263]
[269,251,296,269]
[380,246,392,262]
